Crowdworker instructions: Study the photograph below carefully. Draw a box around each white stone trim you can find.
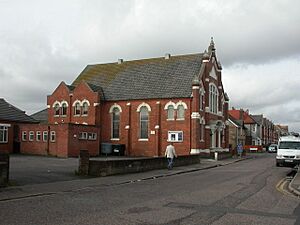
[52,101,61,107]
[109,103,122,113]
[205,78,209,82]
[155,125,160,129]
[205,107,210,112]
[202,59,209,63]
[72,100,81,107]
[125,125,130,129]
[93,103,100,106]
[198,149,211,153]
[175,101,187,110]
[191,112,200,119]
[47,105,50,109]
[138,138,149,141]
[61,100,69,107]
[0,123,11,127]
[164,101,176,110]
[137,102,151,112]
[82,99,90,106]
[156,101,160,104]
[126,102,131,106]
[192,86,200,89]
[190,149,201,154]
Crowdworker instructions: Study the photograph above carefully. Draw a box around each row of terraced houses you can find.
[0,39,289,157]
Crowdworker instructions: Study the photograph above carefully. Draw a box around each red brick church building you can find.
[20,39,230,157]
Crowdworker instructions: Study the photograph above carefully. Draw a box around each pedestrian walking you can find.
[165,143,177,169]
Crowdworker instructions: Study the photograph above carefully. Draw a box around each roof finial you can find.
[208,37,215,53]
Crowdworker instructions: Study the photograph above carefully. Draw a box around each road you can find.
[0,153,299,225]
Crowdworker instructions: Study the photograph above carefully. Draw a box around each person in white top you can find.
[165,143,177,169]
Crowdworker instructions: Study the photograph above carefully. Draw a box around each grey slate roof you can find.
[31,108,48,124]
[72,53,203,101]
[0,98,38,123]
[251,115,263,125]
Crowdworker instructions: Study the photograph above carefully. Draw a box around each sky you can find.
[0,0,300,131]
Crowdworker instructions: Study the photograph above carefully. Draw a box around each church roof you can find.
[72,53,203,101]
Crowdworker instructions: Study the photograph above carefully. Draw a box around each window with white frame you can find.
[54,103,60,116]
[167,105,175,120]
[22,131,27,141]
[209,83,219,114]
[111,107,120,139]
[140,106,149,139]
[74,102,81,116]
[29,131,34,141]
[82,101,89,116]
[168,131,183,142]
[43,131,48,142]
[36,131,41,141]
[61,102,68,116]
[199,88,204,111]
[177,105,185,120]
[88,133,97,140]
[0,126,8,143]
[50,131,56,142]
[79,132,88,140]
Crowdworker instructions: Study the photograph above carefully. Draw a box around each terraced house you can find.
[20,39,230,157]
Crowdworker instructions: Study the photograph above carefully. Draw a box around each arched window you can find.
[82,102,89,116]
[140,106,149,139]
[74,102,81,116]
[61,102,68,116]
[112,107,120,139]
[54,103,60,116]
[177,105,185,120]
[167,105,175,120]
[209,84,219,114]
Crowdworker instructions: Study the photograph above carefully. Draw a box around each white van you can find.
[276,136,300,167]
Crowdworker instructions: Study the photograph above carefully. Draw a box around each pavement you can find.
[288,166,300,197]
[1,154,299,202]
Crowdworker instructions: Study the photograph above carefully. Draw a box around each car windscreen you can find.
[279,141,300,149]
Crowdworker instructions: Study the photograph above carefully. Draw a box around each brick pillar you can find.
[190,79,200,154]
[155,101,161,156]
[79,150,90,175]
[0,153,9,186]
[125,103,131,156]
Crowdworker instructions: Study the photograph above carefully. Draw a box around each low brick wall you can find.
[199,151,232,160]
[0,153,9,187]
[79,152,201,177]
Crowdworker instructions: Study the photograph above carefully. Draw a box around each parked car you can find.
[268,144,278,153]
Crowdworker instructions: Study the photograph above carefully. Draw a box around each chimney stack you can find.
[118,59,123,64]
[165,53,171,60]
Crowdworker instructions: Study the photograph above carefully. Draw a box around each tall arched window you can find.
[74,102,81,116]
[209,84,219,114]
[167,105,175,120]
[61,102,68,116]
[112,107,120,139]
[82,102,89,116]
[140,106,149,139]
[54,103,60,116]
[177,105,185,120]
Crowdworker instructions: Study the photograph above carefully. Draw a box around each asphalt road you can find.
[1,153,299,225]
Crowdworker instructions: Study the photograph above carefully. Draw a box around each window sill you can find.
[54,115,60,117]
[176,118,185,121]
[0,142,8,144]
[167,119,175,121]
[111,138,120,141]
[138,139,149,141]
[167,140,183,142]
[74,115,81,117]
[61,115,67,117]
[82,114,88,117]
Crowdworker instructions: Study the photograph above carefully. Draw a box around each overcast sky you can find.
[0,0,300,131]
